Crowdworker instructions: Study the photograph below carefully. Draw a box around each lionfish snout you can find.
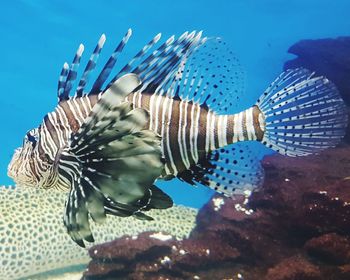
[8,148,22,178]
[8,147,37,187]
[7,148,22,175]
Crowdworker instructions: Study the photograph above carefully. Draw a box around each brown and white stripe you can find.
[28,96,99,189]
[11,89,265,190]
[126,92,265,176]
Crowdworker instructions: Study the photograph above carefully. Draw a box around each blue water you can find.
[1,0,349,207]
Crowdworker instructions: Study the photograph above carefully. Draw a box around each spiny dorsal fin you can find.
[90,29,132,94]
[75,34,106,97]
[57,62,69,101]
[158,38,246,114]
[56,29,207,102]
[56,30,245,115]
[134,31,205,93]
[58,44,84,102]
[107,32,162,87]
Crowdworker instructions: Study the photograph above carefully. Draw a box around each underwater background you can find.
[1,1,350,279]
[1,0,350,207]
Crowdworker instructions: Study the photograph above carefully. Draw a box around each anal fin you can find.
[177,143,265,197]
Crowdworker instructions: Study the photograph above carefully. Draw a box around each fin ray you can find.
[59,44,84,101]
[58,74,171,247]
[177,143,264,197]
[90,29,132,94]
[76,34,106,97]
[256,68,348,156]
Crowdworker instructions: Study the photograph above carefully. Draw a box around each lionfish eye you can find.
[25,129,38,147]
[26,133,37,143]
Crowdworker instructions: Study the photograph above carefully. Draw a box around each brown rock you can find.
[305,233,350,265]
[88,232,174,260]
[339,264,350,279]
[265,255,322,280]
[84,232,175,278]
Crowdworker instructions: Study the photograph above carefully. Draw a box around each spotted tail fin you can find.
[256,68,348,156]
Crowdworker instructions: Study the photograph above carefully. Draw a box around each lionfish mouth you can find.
[7,148,22,180]
[7,147,38,186]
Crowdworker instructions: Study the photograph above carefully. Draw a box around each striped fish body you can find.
[38,92,264,184]
[126,92,265,177]
[22,95,101,190]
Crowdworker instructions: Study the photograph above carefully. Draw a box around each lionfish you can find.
[8,29,347,247]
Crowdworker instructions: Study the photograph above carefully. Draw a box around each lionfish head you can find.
[8,128,41,187]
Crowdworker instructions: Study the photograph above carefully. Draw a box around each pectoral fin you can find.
[57,73,171,247]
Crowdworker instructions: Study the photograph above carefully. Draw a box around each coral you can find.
[83,145,350,280]
[0,185,197,280]
[265,255,322,280]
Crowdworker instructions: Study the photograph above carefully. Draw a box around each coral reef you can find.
[0,186,197,280]
[83,145,350,280]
